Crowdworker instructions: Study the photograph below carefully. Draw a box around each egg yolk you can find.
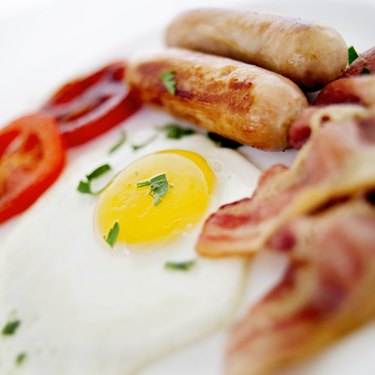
[96,150,215,245]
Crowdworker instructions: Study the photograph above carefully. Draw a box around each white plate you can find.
[0,0,374,374]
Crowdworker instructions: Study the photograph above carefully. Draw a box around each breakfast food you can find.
[0,63,142,224]
[288,104,369,149]
[96,149,215,244]
[288,72,375,148]
[314,74,375,106]
[126,48,308,151]
[165,9,348,89]
[197,108,375,257]
[0,114,65,223]
[1,5,374,375]
[0,113,261,374]
[197,109,375,374]
[342,46,375,77]
[227,194,375,375]
[42,62,141,147]
[198,105,375,375]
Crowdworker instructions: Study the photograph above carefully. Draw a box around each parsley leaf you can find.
[131,134,158,151]
[86,164,111,180]
[77,180,91,194]
[105,222,120,248]
[165,260,196,271]
[348,46,360,65]
[136,180,151,188]
[109,130,127,154]
[160,70,176,95]
[15,352,27,365]
[137,174,172,206]
[2,320,21,336]
[158,124,195,139]
[77,164,112,195]
[208,132,242,149]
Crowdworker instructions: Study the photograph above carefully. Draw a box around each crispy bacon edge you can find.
[226,196,375,375]
[195,74,375,375]
[196,115,375,258]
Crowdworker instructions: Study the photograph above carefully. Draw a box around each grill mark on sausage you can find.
[136,61,255,115]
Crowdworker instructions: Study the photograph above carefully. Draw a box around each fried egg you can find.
[96,149,215,246]
[0,109,259,374]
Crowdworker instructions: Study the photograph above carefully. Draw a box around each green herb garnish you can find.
[208,132,242,149]
[105,222,120,248]
[348,46,360,65]
[15,352,27,365]
[86,164,111,180]
[137,173,172,206]
[158,123,195,139]
[77,164,112,195]
[136,180,151,188]
[109,130,127,154]
[165,260,196,271]
[131,135,158,151]
[2,320,21,336]
[77,180,91,194]
[160,70,176,95]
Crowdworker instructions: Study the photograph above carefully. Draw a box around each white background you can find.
[0,0,244,124]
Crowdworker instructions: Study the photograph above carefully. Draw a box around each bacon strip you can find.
[288,73,375,149]
[226,198,375,375]
[197,115,375,257]
[288,47,375,149]
[288,104,369,149]
[314,75,375,107]
[196,66,375,375]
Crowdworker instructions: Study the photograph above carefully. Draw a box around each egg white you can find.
[0,108,260,374]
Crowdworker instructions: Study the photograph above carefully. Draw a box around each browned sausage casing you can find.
[126,48,308,151]
[165,9,348,90]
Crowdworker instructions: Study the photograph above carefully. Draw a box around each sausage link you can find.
[126,48,307,151]
[165,9,347,90]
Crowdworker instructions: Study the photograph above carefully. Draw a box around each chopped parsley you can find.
[77,164,112,195]
[15,352,27,365]
[160,70,176,95]
[348,46,359,65]
[86,164,111,180]
[158,123,195,139]
[109,130,127,154]
[165,260,196,271]
[137,173,172,206]
[2,319,21,336]
[208,132,242,149]
[104,222,120,248]
[131,134,158,151]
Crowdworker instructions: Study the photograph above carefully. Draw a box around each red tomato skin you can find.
[42,62,142,147]
[61,89,141,147]
[0,114,66,224]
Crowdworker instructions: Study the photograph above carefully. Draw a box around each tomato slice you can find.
[0,114,65,223]
[42,62,142,147]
